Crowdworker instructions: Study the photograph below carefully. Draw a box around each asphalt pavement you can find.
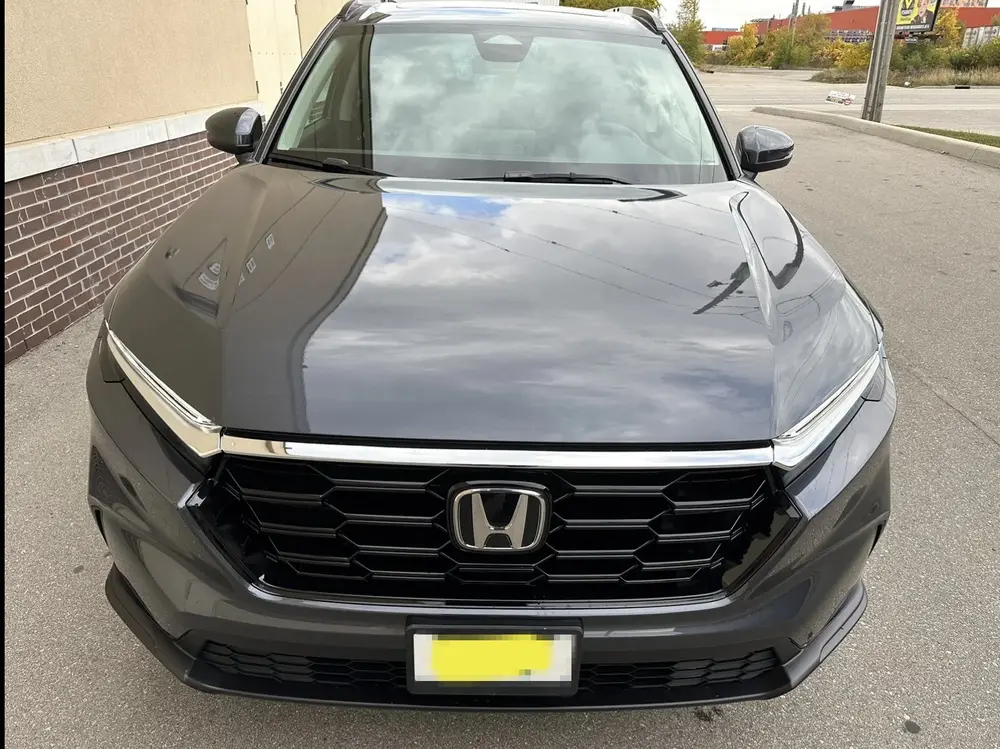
[5,111,1000,748]
[705,68,1000,135]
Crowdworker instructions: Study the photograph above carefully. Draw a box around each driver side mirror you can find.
[206,107,263,162]
[736,126,794,177]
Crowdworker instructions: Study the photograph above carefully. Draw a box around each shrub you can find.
[981,38,1000,68]
[705,50,729,66]
[950,46,984,71]
[892,40,948,71]
[837,42,872,71]
[822,38,852,67]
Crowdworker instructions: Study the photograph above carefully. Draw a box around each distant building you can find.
[751,4,997,37]
[704,2,996,49]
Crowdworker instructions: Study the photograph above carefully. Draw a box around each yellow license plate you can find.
[412,632,575,684]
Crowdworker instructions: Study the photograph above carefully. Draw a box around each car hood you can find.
[108,164,877,444]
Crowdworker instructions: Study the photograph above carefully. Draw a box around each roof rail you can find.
[605,6,666,35]
[338,0,395,20]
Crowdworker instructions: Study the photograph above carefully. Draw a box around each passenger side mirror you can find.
[206,107,263,161]
[736,126,794,176]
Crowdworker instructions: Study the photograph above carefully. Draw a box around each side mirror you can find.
[206,107,263,160]
[736,126,794,176]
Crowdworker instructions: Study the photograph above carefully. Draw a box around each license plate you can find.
[408,627,579,695]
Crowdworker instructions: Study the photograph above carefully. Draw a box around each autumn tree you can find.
[794,13,832,55]
[726,23,759,65]
[933,8,963,48]
[560,0,659,11]
[836,41,872,71]
[670,0,706,66]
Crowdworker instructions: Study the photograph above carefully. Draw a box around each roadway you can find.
[705,68,1000,135]
[5,111,1000,749]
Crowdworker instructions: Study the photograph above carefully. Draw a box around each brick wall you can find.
[4,133,234,363]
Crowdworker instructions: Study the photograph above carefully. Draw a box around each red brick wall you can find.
[4,133,234,363]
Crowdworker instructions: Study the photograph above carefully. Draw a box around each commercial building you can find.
[751,3,996,36]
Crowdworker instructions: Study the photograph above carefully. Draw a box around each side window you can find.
[306,70,334,126]
[276,34,361,151]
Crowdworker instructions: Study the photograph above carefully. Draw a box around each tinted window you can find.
[273,22,725,183]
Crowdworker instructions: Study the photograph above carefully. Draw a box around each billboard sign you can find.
[896,0,940,33]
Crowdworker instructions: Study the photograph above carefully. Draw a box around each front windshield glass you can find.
[273,21,726,184]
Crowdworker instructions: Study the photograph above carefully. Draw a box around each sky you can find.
[657,0,1000,29]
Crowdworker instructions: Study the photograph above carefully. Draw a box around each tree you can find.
[795,13,832,54]
[561,0,659,11]
[821,36,852,67]
[670,0,706,66]
[934,8,964,48]
[758,27,809,69]
[992,13,1000,27]
[726,23,759,66]
[836,41,872,71]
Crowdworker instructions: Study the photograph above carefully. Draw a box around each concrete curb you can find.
[750,106,1000,170]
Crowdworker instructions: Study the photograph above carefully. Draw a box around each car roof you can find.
[342,0,661,36]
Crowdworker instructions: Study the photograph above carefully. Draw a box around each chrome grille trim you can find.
[220,435,775,470]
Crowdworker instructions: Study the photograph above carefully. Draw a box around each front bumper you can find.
[86,334,894,710]
[105,563,867,710]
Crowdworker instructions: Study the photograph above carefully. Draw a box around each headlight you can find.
[772,346,886,470]
[105,329,222,458]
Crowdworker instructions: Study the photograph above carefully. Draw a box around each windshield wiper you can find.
[268,153,391,177]
[465,171,632,185]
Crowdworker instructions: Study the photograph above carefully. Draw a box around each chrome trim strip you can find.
[219,434,774,469]
[106,329,222,458]
[106,326,879,471]
[772,349,883,470]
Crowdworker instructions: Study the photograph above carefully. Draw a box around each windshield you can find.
[272,21,726,184]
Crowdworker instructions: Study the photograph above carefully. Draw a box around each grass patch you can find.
[901,126,1000,148]
[810,66,1000,86]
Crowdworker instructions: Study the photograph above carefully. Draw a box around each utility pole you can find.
[862,0,898,122]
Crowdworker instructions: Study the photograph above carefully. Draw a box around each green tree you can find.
[758,29,783,64]
[795,13,831,53]
[762,28,809,69]
[670,0,706,66]
[993,14,1000,26]
[560,0,659,11]
[726,23,759,65]
[934,8,964,48]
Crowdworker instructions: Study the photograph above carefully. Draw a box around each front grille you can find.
[197,641,781,706]
[193,455,796,602]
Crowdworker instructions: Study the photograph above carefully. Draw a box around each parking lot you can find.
[706,68,1000,135]
[6,90,1000,747]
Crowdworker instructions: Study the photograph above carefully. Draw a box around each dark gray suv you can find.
[86,0,893,709]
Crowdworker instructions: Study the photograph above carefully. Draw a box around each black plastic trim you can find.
[104,564,866,711]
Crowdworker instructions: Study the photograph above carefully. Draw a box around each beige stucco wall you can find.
[4,0,258,145]
[296,0,349,53]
